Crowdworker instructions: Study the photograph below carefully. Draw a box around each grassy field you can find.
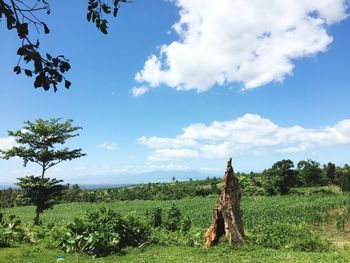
[1,194,350,262]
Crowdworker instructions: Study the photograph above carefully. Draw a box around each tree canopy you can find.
[0,118,86,178]
[0,0,127,92]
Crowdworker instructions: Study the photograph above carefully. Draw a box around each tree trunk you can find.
[204,158,245,248]
[34,207,41,225]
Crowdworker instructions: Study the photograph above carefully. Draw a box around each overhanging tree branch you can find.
[1,0,128,92]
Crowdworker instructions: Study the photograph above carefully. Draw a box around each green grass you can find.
[1,194,350,262]
[3,194,350,228]
[1,244,350,263]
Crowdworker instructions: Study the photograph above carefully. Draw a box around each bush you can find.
[164,204,182,231]
[59,208,149,257]
[0,213,25,247]
[181,216,192,233]
[146,207,162,228]
[243,186,267,196]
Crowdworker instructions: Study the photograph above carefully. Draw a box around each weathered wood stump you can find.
[204,158,245,248]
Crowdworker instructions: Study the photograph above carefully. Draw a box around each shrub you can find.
[181,216,192,233]
[59,208,149,257]
[146,207,162,228]
[243,186,267,196]
[185,227,205,247]
[0,213,25,247]
[164,204,182,231]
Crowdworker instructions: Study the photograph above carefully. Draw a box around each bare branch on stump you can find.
[204,158,245,248]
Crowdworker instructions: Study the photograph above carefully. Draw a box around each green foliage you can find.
[0,213,25,247]
[0,0,127,91]
[2,193,350,259]
[1,119,86,176]
[289,185,342,196]
[289,235,329,252]
[146,207,163,228]
[0,188,22,209]
[87,0,127,34]
[1,118,85,224]
[16,176,66,225]
[297,159,325,186]
[242,185,267,196]
[251,223,328,251]
[146,204,191,233]
[262,159,297,195]
[181,216,192,233]
[59,208,149,257]
[337,164,350,191]
[164,204,182,231]
[325,162,336,184]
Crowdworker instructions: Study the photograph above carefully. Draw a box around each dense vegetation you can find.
[1,159,349,208]
[1,158,350,261]
[1,193,350,261]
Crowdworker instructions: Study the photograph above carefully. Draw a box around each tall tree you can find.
[297,159,324,186]
[263,159,297,195]
[0,118,86,224]
[337,164,350,192]
[0,0,127,91]
[325,162,336,185]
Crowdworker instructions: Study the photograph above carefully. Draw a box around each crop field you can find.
[2,194,350,228]
[1,193,350,262]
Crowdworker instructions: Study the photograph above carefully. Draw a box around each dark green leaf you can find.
[87,12,92,22]
[17,23,29,39]
[13,66,21,74]
[43,23,50,34]
[65,80,71,89]
[24,69,33,77]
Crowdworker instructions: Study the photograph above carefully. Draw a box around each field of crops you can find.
[3,194,350,228]
[1,193,350,262]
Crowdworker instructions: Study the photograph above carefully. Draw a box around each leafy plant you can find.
[0,213,25,247]
[250,222,328,251]
[146,207,162,228]
[59,208,149,257]
[164,204,182,231]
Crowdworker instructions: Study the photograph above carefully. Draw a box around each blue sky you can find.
[1,0,350,184]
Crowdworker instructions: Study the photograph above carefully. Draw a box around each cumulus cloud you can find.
[0,137,17,151]
[131,86,149,97]
[139,114,350,160]
[97,141,117,151]
[135,0,348,93]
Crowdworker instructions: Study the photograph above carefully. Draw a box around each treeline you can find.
[241,159,350,196]
[1,159,349,207]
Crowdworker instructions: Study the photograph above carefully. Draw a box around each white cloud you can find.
[97,141,117,151]
[138,136,197,149]
[131,86,149,97]
[139,114,350,160]
[135,0,348,92]
[0,137,17,151]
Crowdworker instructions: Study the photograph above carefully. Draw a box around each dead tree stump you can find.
[204,158,245,248]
